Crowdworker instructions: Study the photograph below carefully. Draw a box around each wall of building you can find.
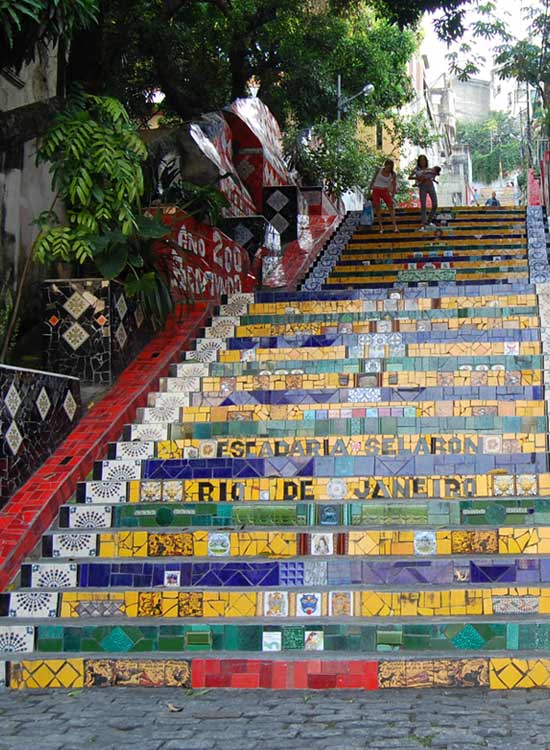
[451,78,491,123]
[0,47,59,311]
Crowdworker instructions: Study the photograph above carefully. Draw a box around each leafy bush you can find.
[456,112,522,184]
[284,117,380,198]
[33,91,174,327]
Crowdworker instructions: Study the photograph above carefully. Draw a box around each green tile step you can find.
[58,499,550,530]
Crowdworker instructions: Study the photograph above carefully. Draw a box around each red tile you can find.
[308,674,337,689]
[337,674,364,689]
[231,673,260,688]
[271,663,288,689]
[363,662,379,690]
[291,662,308,689]
[205,674,231,688]
[305,659,322,674]
[259,663,273,688]
[203,659,222,674]
[191,660,205,688]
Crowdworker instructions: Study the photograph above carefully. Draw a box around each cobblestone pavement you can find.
[0,687,549,750]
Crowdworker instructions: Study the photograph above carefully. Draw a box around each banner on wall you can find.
[154,211,256,301]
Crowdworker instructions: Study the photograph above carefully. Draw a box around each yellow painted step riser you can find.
[334,260,528,274]
[218,342,540,363]
[90,527,550,559]
[325,272,529,284]
[196,370,542,392]
[56,586,550,619]
[341,248,528,261]
[182,401,545,423]
[121,472,550,503]
[247,295,538,315]
[234,317,540,337]
[347,238,528,247]
[154,433,547,459]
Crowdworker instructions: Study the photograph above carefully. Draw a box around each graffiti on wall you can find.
[155,211,256,301]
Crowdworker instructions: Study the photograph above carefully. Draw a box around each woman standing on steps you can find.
[368,158,399,234]
[409,154,440,231]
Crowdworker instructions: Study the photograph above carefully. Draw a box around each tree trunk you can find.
[229,41,250,100]
[0,97,63,150]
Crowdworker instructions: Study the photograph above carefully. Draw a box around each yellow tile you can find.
[489,659,526,690]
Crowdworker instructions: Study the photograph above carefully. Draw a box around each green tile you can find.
[282,626,304,650]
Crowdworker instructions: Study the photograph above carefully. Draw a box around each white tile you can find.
[0,626,34,654]
[51,533,98,558]
[84,481,127,504]
[9,592,59,618]
[69,505,112,529]
[99,460,142,481]
[30,563,78,588]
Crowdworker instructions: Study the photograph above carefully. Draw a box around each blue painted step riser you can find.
[252,283,536,303]
[93,451,549,482]
[16,557,550,589]
[222,330,540,350]
[186,386,544,405]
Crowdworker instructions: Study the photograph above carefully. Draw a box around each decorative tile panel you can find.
[43,279,152,384]
[0,364,81,506]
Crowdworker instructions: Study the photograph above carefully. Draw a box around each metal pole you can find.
[526,81,532,167]
[337,74,341,120]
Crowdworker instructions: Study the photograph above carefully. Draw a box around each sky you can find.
[421,0,531,85]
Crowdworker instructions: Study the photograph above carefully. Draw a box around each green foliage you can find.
[284,110,436,200]
[0,0,98,69]
[284,118,381,198]
[385,113,438,153]
[34,92,174,328]
[456,112,523,183]
[494,1,550,136]
[443,2,512,81]
[35,91,147,261]
[68,0,418,128]
[165,182,230,227]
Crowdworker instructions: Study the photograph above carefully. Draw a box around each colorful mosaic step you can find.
[109,433,548,461]
[5,620,550,657]
[59,497,550,529]
[36,525,550,560]
[4,206,550,690]
[21,556,550,587]
[73,473,550,504]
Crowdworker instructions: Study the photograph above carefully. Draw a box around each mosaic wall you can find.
[43,279,151,384]
[262,187,299,246]
[0,364,81,506]
[153,212,256,305]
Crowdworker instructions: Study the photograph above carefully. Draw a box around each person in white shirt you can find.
[368,159,399,233]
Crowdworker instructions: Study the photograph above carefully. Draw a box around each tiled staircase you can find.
[2,205,550,691]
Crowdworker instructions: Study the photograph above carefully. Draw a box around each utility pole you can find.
[526,81,532,167]
[337,74,342,121]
